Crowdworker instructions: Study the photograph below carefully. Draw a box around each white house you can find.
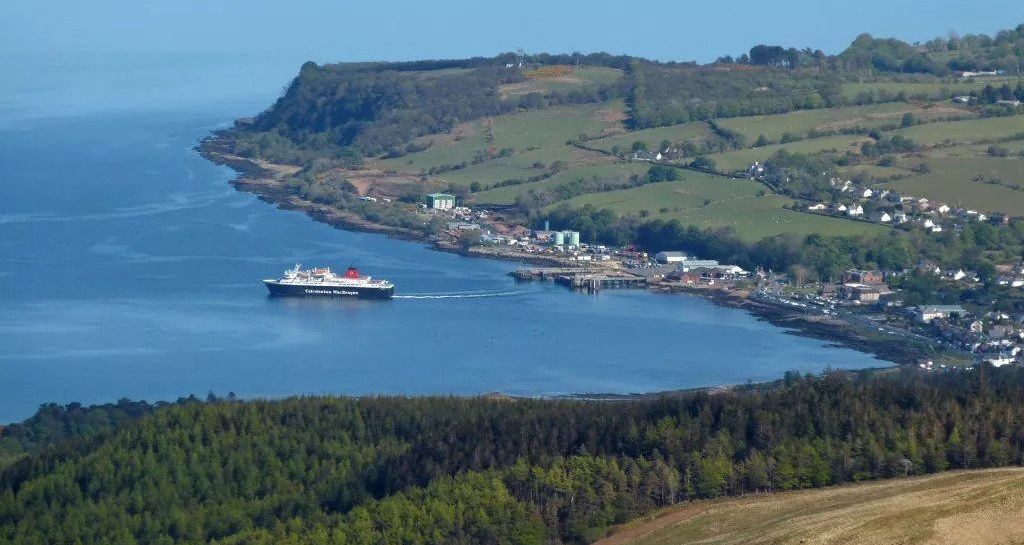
[847,204,864,217]
[936,204,951,214]
[892,211,909,224]
[860,188,874,199]
[807,203,827,211]
[870,211,892,223]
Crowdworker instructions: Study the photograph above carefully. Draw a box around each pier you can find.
[511,267,647,292]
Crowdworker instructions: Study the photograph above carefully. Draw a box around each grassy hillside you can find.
[891,114,1024,146]
[378,101,625,187]
[499,66,624,97]
[211,25,1024,254]
[715,102,972,143]
[550,172,885,240]
[586,122,713,154]
[708,135,871,173]
[473,162,651,205]
[596,468,1024,545]
[841,78,1024,101]
[886,156,1024,211]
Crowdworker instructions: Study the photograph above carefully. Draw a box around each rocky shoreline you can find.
[200,142,942,372]
[652,286,938,366]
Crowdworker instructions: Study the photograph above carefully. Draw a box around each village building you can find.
[918,305,968,323]
[990,213,1010,226]
[425,193,456,210]
[990,324,1015,340]
[844,269,885,285]
[870,210,892,223]
[655,251,688,264]
[842,283,890,303]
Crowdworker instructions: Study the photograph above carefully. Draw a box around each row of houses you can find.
[805,178,1006,233]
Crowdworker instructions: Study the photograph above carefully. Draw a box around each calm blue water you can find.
[0,56,887,423]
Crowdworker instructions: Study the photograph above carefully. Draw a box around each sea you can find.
[0,52,887,423]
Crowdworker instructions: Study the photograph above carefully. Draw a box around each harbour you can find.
[511,267,648,292]
[0,59,890,424]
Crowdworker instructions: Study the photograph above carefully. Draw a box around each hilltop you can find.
[203,25,1024,257]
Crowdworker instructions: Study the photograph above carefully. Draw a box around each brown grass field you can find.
[595,468,1024,545]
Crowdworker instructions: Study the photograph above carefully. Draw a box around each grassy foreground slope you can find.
[597,468,1024,545]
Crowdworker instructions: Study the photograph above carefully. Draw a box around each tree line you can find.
[3,368,1024,544]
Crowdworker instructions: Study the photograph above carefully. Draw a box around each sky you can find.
[4,0,1024,63]
[2,0,1023,122]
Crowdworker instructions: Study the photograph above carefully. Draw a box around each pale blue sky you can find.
[4,0,1024,63]
[2,0,1023,122]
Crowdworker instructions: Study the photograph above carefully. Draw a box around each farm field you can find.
[586,122,714,154]
[417,146,605,188]
[838,163,914,181]
[707,135,870,172]
[891,114,1024,146]
[886,156,1024,212]
[551,171,885,240]
[499,66,623,97]
[979,139,1024,155]
[378,101,625,187]
[715,102,971,143]
[594,468,1024,545]
[840,78,1024,101]
[472,162,651,205]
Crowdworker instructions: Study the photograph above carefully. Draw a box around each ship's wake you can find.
[393,291,523,300]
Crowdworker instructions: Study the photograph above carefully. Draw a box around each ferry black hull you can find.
[264,281,394,299]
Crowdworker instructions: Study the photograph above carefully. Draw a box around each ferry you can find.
[263,265,394,299]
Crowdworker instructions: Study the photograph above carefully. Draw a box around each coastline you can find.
[198,140,951,372]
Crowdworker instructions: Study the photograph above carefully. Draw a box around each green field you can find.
[378,101,625,187]
[717,104,904,142]
[550,171,885,240]
[886,156,1024,212]
[707,135,869,172]
[838,163,914,181]
[891,114,1024,146]
[715,103,956,143]
[472,162,651,204]
[417,147,601,188]
[840,79,1024,101]
[586,122,714,154]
